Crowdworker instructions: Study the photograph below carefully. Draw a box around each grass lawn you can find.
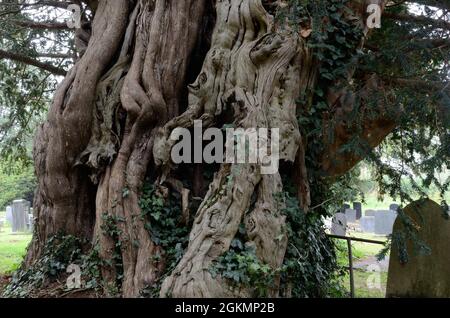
[350,232,387,258]
[342,270,388,298]
[0,212,32,275]
[334,232,389,298]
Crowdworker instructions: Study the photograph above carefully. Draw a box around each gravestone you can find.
[365,209,376,217]
[387,199,450,297]
[341,204,350,213]
[345,208,357,223]
[331,213,347,236]
[6,206,13,224]
[24,200,31,212]
[374,210,397,235]
[389,203,399,212]
[28,207,34,232]
[12,199,30,232]
[353,202,362,220]
[28,214,34,232]
[360,216,375,233]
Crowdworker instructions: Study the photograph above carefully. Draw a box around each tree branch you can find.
[9,19,71,30]
[35,52,75,59]
[0,49,67,76]
[385,77,450,92]
[321,75,398,178]
[384,11,450,30]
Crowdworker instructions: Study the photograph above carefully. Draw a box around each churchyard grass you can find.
[350,232,387,258]
[342,270,388,298]
[335,231,389,298]
[0,211,32,275]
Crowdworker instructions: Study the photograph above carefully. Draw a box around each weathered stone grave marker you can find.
[389,203,399,212]
[360,216,375,233]
[374,210,397,235]
[387,199,450,297]
[6,205,13,224]
[345,208,357,223]
[28,213,34,232]
[331,213,347,236]
[12,199,30,232]
[28,207,34,232]
[353,202,362,220]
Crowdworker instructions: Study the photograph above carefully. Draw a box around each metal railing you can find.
[327,234,385,298]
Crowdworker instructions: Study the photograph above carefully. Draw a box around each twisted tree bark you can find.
[156,0,309,297]
[27,0,210,297]
[24,0,395,298]
[26,0,130,266]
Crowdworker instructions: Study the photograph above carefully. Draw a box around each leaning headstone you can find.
[353,202,362,220]
[11,199,29,232]
[360,216,375,233]
[387,199,450,297]
[389,203,399,212]
[6,206,13,224]
[374,210,397,235]
[345,208,357,223]
[365,209,376,217]
[331,213,347,236]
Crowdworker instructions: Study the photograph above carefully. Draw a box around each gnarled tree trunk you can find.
[156,0,309,297]
[27,0,210,297]
[25,0,394,298]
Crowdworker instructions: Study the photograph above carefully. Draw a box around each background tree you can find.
[0,0,448,297]
[0,162,35,209]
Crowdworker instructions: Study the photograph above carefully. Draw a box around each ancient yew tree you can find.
[0,0,448,297]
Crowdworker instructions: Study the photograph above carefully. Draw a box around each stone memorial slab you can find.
[6,206,13,224]
[28,214,34,232]
[12,199,30,232]
[374,210,397,235]
[360,216,375,233]
[387,199,450,297]
[331,213,347,236]
[389,203,399,212]
[353,202,362,220]
[345,208,357,223]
